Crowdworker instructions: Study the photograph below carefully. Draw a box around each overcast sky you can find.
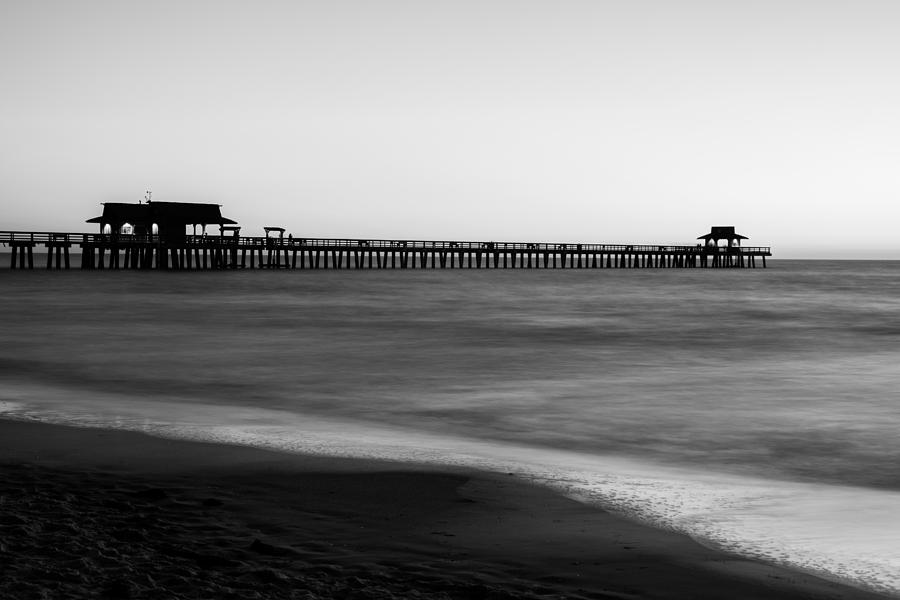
[3,1,899,257]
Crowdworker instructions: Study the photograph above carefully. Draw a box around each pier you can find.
[1,203,771,270]
[1,231,770,270]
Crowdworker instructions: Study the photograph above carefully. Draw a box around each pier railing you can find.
[0,231,771,255]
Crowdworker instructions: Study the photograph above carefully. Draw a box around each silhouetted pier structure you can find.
[1,231,770,270]
[2,202,770,270]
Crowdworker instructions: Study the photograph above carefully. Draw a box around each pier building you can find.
[698,226,748,249]
[85,201,238,244]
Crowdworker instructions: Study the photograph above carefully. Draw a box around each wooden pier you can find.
[1,231,771,270]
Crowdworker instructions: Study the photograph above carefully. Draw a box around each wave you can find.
[2,387,899,597]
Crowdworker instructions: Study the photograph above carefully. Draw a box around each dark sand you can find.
[0,420,889,600]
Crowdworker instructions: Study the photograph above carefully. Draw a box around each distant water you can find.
[2,261,900,595]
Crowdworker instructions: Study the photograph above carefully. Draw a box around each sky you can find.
[2,1,900,258]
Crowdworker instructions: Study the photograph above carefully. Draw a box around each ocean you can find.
[2,260,899,595]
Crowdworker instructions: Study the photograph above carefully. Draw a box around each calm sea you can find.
[2,260,899,594]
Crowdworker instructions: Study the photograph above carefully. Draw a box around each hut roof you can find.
[86,202,237,225]
[697,226,748,241]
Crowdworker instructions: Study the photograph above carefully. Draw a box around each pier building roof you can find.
[87,202,237,227]
[698,226,748,242]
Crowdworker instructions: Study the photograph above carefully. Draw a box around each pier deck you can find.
[1,231,771,270]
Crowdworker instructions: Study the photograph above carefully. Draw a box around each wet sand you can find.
[0,419,889,599]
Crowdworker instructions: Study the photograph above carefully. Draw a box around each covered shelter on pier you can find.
[86,202,238,244]
[698,226,748,248]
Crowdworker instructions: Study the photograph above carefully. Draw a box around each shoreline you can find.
[0,418,891,600]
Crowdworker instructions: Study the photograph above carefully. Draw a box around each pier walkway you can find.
[1,231,771,270]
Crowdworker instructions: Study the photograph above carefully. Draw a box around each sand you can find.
[0,419,890,600]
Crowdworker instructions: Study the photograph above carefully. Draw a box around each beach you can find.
[6,0,900,594]
[0,418,889,600]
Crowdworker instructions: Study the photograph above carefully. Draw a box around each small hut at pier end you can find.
[86,202,238,244]
[698,226,748,249]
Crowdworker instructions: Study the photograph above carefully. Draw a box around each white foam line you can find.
[0,400,26,413]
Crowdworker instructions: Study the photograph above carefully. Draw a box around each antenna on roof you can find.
[144,189,152,204]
